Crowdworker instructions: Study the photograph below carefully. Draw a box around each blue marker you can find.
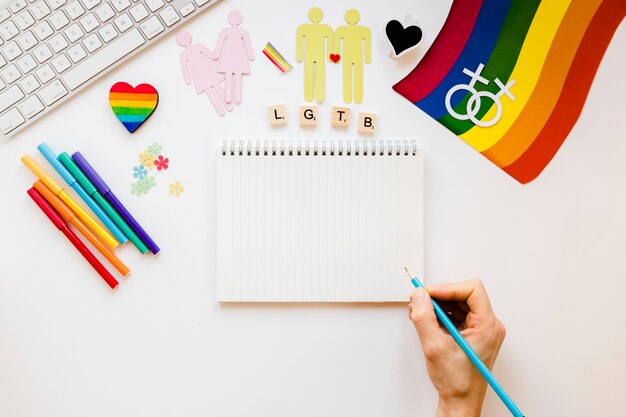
[405,268,524,417]
[37,143,128,244]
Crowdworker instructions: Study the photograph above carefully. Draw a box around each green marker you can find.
[58,152,149,254]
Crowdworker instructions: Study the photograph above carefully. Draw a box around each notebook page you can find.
[216,140,423,302]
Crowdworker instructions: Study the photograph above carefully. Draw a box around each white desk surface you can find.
[1,1,625,416]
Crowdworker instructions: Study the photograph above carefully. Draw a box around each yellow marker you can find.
[296,7,334,103]
[21,154,119,249]
[334,9,371,104]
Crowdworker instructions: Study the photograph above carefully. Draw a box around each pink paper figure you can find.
[212,11,255,104]
[176,31,233,117]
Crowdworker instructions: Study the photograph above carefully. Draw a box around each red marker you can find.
[27,188,119,289]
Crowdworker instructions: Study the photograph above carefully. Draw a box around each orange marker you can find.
[21,154,119,249]
[33,180,130,277]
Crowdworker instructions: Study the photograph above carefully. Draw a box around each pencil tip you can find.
[404,266,412,278]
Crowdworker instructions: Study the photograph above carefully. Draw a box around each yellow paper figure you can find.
[296,7,334,103]
[334,9,371,104]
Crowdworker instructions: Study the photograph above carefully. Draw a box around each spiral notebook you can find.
[216,140,423,302]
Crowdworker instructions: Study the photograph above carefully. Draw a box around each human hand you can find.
[408,279,506,417]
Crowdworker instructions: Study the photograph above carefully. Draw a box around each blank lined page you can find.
[216,140,423,302]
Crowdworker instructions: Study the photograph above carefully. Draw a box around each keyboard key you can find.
[35,63,54,83]
[0,55,6,68]
[66,1,85,19]
[50,11,70,30]
[113,13,132,32]
[95,3,115,22]
[17,31,37,51]
[15,10,35,30]
[62,28,145,90]
[33,21,54,40]
[64,23,84,42]
[32,43,53,63]
[80,12,99,32]
[67,44,87,62]
[32,1,51,19]
[145,0,164,12]
[0,9,10,23]
[38,79,67,105]
[19,73,39,93]
[49,33,68,52]
[129,3,149,22]
[0,21,19,40]
[47,0,67,9]
[18,95,44,118]
[0,78,5,90]
[9,0,27,13]
[179,3,195,17]
[139,16,164,40]
[194,0,209,6]
[83,33,102,52]
[159,6,179,27]
[98,23,117,42]
[82,0,101,10]
[0,107,25,133]
[16,54,36,73]
[0,85,24,112]
[51,53,70,72]
[2,64,20,83]
[112,0,131,12]
[2,41,22,61]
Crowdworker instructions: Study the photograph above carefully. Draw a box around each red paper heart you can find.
[329,54,341,63]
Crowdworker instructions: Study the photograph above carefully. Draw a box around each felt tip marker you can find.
[33,180,130,277]
[58,152,148,255]
[21,154,119,249]
[37,143,128,245]
[72,152,160,254]
[27,187,119,289]
[405,267,524,417]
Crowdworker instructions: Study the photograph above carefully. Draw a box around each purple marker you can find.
[71,152,160,254]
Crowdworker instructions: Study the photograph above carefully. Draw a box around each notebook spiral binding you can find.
[221,140,419,157]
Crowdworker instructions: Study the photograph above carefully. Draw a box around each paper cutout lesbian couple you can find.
[177,11,254,116]
[297,7,371,104]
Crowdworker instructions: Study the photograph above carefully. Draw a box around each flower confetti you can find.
[147,142,163,157]
[130,143,183,197]
[154,155,169,171]
[169,181,184,197]
[133,164,148,180]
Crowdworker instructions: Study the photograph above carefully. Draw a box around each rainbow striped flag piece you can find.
[109,82,159,133]
[394,0,625,183]
[262,42,293,73]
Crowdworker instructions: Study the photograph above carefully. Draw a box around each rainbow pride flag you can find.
[262,42,293,73]
[394,0,625,183]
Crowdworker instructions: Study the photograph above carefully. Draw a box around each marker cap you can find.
[33,180,76,222]
[37,143,77,187]
[21,154,63,195]
[58,152,98,195]
[27,188,65,230]
[71,152,110,195]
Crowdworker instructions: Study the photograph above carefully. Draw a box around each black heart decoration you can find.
[386,20,423,56]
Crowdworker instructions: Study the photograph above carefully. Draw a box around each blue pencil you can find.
[405,268,524,417]
[37,143,128,245]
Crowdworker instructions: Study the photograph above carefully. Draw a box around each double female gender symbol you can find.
[445,63,516,128]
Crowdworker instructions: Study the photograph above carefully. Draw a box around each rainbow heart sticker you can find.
[109,82,159,133]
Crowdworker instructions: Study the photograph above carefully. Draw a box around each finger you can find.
[426,279,495,319]
[409,288,443,343]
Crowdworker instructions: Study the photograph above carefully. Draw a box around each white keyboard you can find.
[0,0,220,137]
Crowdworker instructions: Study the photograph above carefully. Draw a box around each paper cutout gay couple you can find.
[177,11,255,116]
[297,7,371,104]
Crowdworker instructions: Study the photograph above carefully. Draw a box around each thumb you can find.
[409,288,440,342]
